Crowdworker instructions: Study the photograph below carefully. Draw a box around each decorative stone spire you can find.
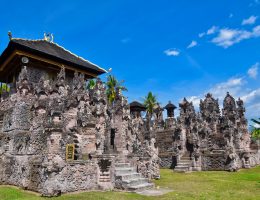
[223,92,236,111]
[16,66,31,95]
[236,97,245,118]
[56,66,66,87]
[200,93,220,122]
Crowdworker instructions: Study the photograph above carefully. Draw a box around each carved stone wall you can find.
[154,93,259,171]
[0,66,160,196]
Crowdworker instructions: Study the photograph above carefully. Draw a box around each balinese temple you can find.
[0,33,159,196]
[0,32,106,92]
[0,32,258,197]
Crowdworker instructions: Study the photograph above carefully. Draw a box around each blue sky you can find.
[0,0,259,119]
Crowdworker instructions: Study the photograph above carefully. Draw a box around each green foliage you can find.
[106,75,127,104]
[251,118,260,140]
[0,83,10,94]
[252,129,260,139]
[143,92,157,114]
[87,79,96,89]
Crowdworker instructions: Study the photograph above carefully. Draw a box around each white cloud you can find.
[187,96,201,109]
[209,77,245,100]
[241,88,260,102]
[187,77,245,110]
[186,73,260,119]
[164,49,180,56]
[240,87,260,119]
[212,25,260,48]
[207,26,218,35]
[187,40,197,49]
[198,32,205,38]
[247,62,259,79]
[198,26,218,38]
[253,25,260,36]
[242,15,258,25]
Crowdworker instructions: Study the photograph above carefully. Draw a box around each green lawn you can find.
[0,166,259,200]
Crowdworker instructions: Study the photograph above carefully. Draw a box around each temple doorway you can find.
[110,129,115,149]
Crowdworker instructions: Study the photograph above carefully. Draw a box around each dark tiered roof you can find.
[0,38,106,77]
[129,101,146,111]
[164,101,177,110]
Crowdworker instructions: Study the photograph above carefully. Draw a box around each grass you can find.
[0,166,259,200]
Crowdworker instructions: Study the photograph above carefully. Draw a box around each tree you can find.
[251,118,260,140]
[106,75,127,104]
[143,92,157,115]
[87,79,96,89]
[0,83,10,94]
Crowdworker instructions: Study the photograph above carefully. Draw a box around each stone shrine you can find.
[153,93,260,172]
[0,35,159,196]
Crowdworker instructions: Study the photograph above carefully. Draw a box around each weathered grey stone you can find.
[0,66,159,196]
[155,92,260,172]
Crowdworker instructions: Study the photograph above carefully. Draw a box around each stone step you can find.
[176,164,190,168]
[115,163,131,168]
[115,167,135,174]
[181,157,191,160]
[178,160,191,164]
[120,173,142,180]
[123,178,149,187]
[99,178,110,182]
[114,161,154,191]
[175,165,189,169]
[128,182,154,191]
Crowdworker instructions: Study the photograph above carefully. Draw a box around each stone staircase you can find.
[115,162,154,191]
[174,155,192,172]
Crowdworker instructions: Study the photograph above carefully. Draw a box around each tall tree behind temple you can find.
[106,75,127,104]
[143,92,157,115]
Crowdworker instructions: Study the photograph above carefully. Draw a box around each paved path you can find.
[136,188,173,196]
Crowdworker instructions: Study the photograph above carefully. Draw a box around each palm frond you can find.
[143,92,157,114]
[0,83,10,94]
[87,79,96,89]
[106,75,127,104]
[251,118,260,125]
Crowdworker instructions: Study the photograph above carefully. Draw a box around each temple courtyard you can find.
[0,166,259,200]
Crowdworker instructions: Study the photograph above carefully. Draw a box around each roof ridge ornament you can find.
[8,31,12,40]
[44,32,54,42]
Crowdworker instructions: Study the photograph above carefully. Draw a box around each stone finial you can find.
[44,32,54,42]
[8,31,12,40]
